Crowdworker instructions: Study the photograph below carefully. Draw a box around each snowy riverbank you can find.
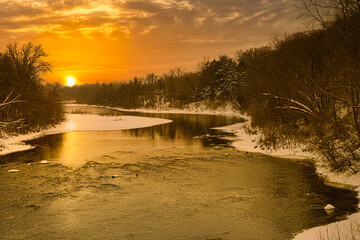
[212,119,314,160]
[98,103,243,116]
[214,119,360,239]
[293,169,360,240]
[0,113,172,156]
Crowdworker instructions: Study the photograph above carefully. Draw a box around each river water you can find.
[0,106,358,240]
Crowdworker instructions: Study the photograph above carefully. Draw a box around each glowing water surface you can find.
[0,107,357,240]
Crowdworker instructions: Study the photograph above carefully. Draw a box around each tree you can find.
[0,42,63,134]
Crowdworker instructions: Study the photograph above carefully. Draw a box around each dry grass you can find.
[317,219,360,240]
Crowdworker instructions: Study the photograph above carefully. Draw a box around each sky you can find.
[0,0,305,84]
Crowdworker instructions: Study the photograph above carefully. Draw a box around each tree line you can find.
[61,55,244,110]
[0,43,63,136]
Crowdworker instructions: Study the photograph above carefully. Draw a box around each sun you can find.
[66,76,77,86]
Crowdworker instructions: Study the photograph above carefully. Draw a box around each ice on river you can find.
[59,114,172,131]
[0,113,172,156]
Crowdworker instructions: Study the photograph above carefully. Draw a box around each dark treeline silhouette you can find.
[61,0,360,172]
[0,43,64,136]
[62,55,244,110]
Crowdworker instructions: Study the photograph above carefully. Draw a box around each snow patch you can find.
[0,113,172,156]
[324,204,335,210]
[213,120,313,159]
[294,213,360,240]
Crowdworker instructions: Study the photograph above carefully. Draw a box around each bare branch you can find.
[0,90,23,111]
[262,93,315,115]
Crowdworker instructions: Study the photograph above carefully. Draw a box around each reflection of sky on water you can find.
[0,111,358,240]
[22,113,240,167]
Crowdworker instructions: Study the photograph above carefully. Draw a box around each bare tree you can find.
[0,42,63,135]
[5,42,52,84]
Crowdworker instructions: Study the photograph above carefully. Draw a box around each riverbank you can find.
[96,102,243,116]
[213,119,360,239]
[0,113,172,156]
[212,120,314,160]
[293,169,360,239]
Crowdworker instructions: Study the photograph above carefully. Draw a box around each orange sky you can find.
[0,0,305,85]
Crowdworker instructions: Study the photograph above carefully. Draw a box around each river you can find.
[0,105,357,240]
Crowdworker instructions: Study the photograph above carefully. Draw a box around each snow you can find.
[214,118,360,240]
[212,120,313,159]
[0,113,172,156]
[294,173,360,240]
[121,108,236,115]
[57,114,172,131]
[292,146,360,239]
[103,102,242,116]
[67,103,242,115]
[294,213,360,240]
[324,204,335,210]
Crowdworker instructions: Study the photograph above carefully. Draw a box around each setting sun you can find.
[66,76,77,86]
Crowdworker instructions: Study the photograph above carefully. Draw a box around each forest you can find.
[60,0,360,172]
[0,43,63,136]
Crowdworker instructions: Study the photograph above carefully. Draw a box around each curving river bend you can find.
[0,105,358,240]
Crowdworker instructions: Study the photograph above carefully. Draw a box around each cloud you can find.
[122,1,163,13]
[0,0,305,82]
[0,0,302,43]
[45,0,90,10]
[0,1,47,18]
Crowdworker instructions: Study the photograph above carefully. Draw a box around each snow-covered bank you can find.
[292,149,360,237]
[66,102,243,115]
[215,119,360,240]
[102,103,242,116]
[293,170,360,240]
[0,113,172,156]
[213,120,313,160]
[293,213,360,239]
